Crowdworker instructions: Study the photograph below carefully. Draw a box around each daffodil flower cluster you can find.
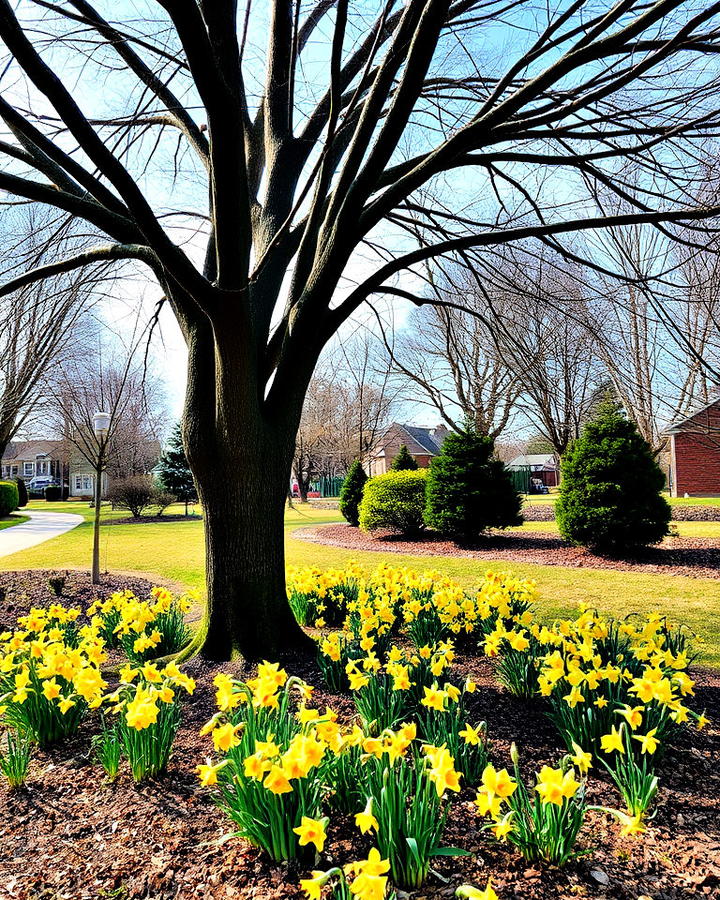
[299,847,394,900]
[359,725,469,889]
[0,604,107,746]
[198,664,338,862]
[102,661,195,781]
[88,586,194,662]
[303,564,537,688]
[475,746,592,866]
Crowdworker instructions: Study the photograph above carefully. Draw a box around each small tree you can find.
[359,470,428,535]
[14,478,28,508]
[339,460,367,527]
[425,427,523,540]
[390,445,418,471]
[156,423,197,515]
[556,401,671,553]
[107,475,157,519]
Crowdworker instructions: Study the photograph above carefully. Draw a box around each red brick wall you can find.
[672,424,720,496]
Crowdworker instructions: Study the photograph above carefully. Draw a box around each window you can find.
[24,462,34,475]
[75,475,93,492]
[37,460,49,474]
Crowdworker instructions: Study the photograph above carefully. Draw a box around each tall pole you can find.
[91,411,110,585]
[91,455,102,584]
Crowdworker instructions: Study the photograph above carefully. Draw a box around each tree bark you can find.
[181,315,314,661]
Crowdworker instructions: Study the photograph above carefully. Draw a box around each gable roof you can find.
[666,396,720,434]
[2,439,64,462]
[402,424,446,455]
[368,422,449,458]
[509,453,558,470]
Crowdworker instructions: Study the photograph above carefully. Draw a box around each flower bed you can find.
[0,567,717,899]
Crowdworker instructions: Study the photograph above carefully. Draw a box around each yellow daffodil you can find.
[293,816,328,853]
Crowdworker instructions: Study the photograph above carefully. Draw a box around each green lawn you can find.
[2,501,718,666]
[0,513,30,531]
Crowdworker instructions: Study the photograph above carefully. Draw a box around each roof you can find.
[402,424,446,455]
[2,439,64,462]
[368,422,450,458]
[508,453,558,470]
[665,396,720,434]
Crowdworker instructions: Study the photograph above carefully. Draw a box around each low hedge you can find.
[0,480,20,518]
[358,469,428,535]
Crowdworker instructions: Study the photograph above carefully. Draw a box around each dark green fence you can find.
[508,465,531,494]
[312,475,345,498]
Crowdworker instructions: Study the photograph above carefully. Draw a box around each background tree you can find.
[157,423,198,515]
[383,264,519,437]
[1,1,720,658]
[0,208,98,458]
[339,459,367,527]
[390,444,418,471]
[556,401,671,553]
[425,426,522,540]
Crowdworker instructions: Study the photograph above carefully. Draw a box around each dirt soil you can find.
[295,524,720,580]
[0,576,718,900]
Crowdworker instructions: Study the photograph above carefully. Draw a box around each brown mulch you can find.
[0,570,158,632]
[103,514,203,526]
[0,575,719,900]
[523,504,720,522]
[295,524,720,579]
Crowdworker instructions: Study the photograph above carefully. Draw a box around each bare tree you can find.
[383,264,520,437]
[0,208,99,458]
[293,337,397,499]
[1,1,720,658]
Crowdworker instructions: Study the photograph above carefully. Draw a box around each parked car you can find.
[27,476,61,498]
[529,478,549,494]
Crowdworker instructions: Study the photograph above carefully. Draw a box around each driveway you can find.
[0,510,84,559]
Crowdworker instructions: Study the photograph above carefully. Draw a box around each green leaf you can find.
[429,846,472,857]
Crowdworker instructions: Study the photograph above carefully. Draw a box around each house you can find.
[1,435,161,499]
[1,440,67,490]
[366,423,450,476]
[666,398,720,497]
[507,453,560,488]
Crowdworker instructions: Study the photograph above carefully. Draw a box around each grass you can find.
[0,514,30,531]
[2,501,718,666]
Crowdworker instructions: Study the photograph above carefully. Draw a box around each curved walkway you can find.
[0,510,83,559]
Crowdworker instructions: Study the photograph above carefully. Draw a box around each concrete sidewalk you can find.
[0,510,84,559]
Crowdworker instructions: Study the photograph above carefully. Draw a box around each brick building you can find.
[666,398,720,496]
[366,423,449,476]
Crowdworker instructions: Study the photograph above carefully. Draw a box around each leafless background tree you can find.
[293,336,398,499]
[0,208,101,459]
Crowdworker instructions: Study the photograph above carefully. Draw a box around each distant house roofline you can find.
[665,396,720,435]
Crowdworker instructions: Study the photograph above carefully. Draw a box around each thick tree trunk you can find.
[193,444,309,660]
[180,315,314,661]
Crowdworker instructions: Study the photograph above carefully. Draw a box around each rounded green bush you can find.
[555,401,671,553]
[359,469,428,535]
[0,480,20,518]
[339,459,367,527]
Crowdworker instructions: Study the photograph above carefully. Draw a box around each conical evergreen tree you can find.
[425,425,522,540]
[390,444,418,470]
[556,400,671,552]
[339,459,367,527]
[156,423,198,514]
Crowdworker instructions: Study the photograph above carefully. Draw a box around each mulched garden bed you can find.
[522,504,720,522]
[0,575,718,899]
[295,524,720,579]
[103,514,203,526]
[0,570,158,631]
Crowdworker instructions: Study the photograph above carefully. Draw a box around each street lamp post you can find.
[91,411,110,585]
